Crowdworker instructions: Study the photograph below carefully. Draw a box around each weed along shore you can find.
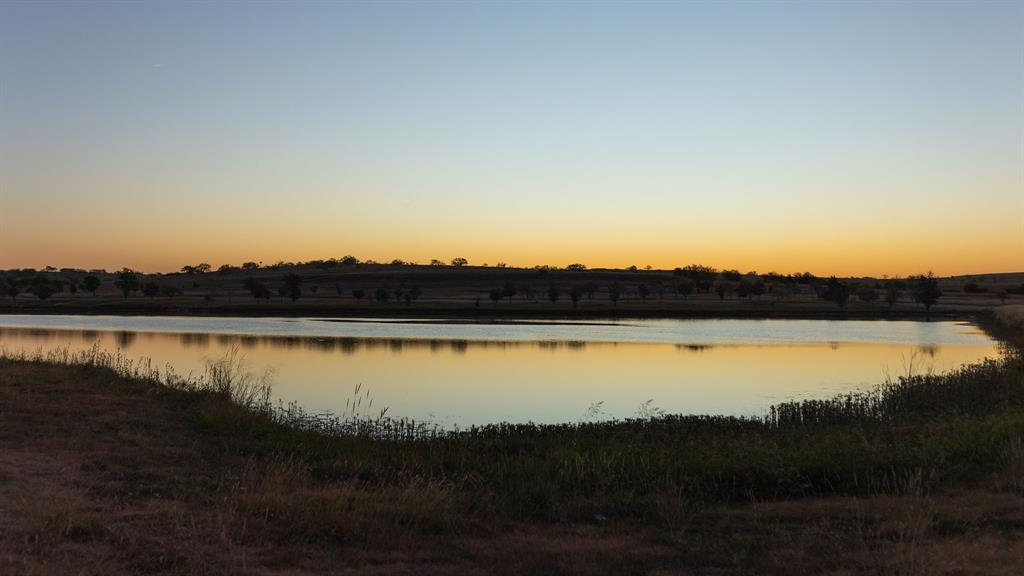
[0,311,1022,574]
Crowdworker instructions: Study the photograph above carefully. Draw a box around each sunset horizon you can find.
[2,2,1023,573]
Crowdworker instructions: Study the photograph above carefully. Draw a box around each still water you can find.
[0,315,1000,426]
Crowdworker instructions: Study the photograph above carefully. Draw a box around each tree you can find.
[607,282,622,306]
[489,288,503,305]
[5,282,20,301]
[520,284,535,302]
[282,273,303,302]
[565,263,587,271]
[502,282,518,303]
[821,276,850,308]
[676,264,718,293]
[737,280,752,299]
[885,283,901,307]
[750,279,766,299]
[142,281,160,298]
[407,286,422,303]
[637,283,650,302]
[241,261,260,271]
[547,285,560,303]
[82,274,101,296]
[911,272,942,317]
[856,284,879,304]
[430,259,445,266]
[450,258,468,267]
[339,255,360,266]
[29,277,55,300]
[677,279,696,301]
[113,268,140,298]
[721,269,742,282]
[569,286,582,307]
[714,282,727,301]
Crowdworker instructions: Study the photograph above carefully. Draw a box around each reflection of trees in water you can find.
[178,332,209,349]
[115,331,136,349]
[676,344,712,353]
[917,344,939,357]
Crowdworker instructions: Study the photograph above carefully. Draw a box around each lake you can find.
[0,315,1000,426]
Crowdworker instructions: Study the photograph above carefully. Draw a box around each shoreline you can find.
[0,300,985,321]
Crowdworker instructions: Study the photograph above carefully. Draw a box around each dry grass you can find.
[2,360,1024,574]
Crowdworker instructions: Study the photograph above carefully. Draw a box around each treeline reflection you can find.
[0,327,943,357]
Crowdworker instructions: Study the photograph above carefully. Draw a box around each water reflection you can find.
[0,323,999,426]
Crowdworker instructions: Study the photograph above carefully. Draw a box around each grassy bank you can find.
[2,313,1023,574]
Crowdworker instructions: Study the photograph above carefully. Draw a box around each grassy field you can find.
[1,312,1023,574]
[2,264,1021,319]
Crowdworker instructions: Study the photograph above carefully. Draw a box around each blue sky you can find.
[1,1,1021,274]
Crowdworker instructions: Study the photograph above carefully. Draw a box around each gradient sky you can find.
[1,1,1021,276]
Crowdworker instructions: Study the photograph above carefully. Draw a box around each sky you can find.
[1,1,1022,277]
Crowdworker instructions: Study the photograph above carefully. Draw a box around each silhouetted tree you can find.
[677,279,696,301]
[282,273,303,302]
[856,284,879,304]
[113,268,140,298]
[569,286,582,307]
[565,263,587,271]
[241,261,259,271]
[430,259,445,266]
[5,282,20,301]
[520,284,535,302]
[547,285,560,303]
[821,276,850,308]
[29,277,55,300]
[721,269,742,282]
[502,282,518,303]
[451,258,468,267]
[676,264,718,293]
[911,272,942,317]
[750,279,766,299]
[714,282,728,301]
[82,274,101,296]
[608,282,621,306]
[339,255,360,266]
[142,281,159,298]
[885,283,901,307]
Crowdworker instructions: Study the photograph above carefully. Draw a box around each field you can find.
[2,264,1022,319]
[1,311,1022,574]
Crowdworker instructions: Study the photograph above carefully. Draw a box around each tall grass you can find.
[2,315,1022,520]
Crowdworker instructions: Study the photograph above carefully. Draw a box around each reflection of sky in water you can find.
[0,317,1000,426]
[0,315,996,346]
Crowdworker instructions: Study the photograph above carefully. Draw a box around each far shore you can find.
[0,298,990,321]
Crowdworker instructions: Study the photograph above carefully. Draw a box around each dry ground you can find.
[2,362,1024,575]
